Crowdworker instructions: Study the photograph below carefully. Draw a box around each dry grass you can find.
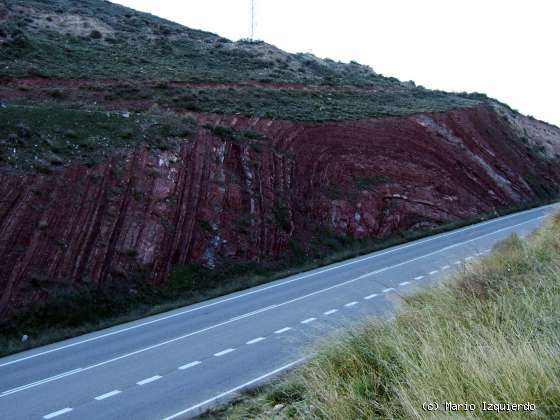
[210,213,560,419]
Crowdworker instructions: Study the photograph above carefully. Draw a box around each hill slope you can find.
[0,0,401,85]
[0,0,559,330]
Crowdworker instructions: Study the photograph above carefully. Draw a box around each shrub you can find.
[89,30,102,39]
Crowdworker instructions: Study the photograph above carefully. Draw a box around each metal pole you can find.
[251,0,255,40]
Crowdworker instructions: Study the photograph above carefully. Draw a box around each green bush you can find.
[89,30,102,39]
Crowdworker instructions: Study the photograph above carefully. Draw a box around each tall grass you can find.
[214,213,560,419]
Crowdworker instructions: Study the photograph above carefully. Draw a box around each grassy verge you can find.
[208,211,560,419]
[0,200,554,358]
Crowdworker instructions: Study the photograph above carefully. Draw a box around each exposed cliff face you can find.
[1,104,559,319]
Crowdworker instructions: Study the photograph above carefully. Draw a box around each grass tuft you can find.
[208,212,560,419]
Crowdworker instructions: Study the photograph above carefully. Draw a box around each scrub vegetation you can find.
[0,0,480,130]
[0,105,197,169]
[206,212,560,419]
[0,0,387,85]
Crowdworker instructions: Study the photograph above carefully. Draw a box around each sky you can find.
[113,0,559,126]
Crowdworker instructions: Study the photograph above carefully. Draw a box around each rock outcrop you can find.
[1,104,559,318]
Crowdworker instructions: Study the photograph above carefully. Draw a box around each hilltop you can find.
[0,0,559,352]
[0,0,397,84]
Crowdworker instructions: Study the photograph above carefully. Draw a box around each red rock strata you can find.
[0,105,558,318]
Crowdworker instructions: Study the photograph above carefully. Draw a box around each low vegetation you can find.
[0,0,383,86]
[0,0,481,124]
[165,87,478,121]
[208,212,560,419]
[0,105,196,169]
[5,81,481,123]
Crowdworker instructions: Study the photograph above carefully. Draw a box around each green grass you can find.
[0,0,384,86]
[210,212,560,419]
[8,80,481,122]
[164,87,480,121]
[0,0,484,127]
[0,105,196,169]
[0,200,553,358]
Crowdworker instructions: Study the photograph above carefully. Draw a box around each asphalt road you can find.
[0,203,557,420]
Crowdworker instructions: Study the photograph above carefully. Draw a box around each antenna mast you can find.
[250,0,255,41]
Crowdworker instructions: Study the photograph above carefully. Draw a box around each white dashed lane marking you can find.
[414,275,425,280]
[301,318,316,324]
[43,408,73,419]
[441,265,450,270]
[178,361,201,370]
[399,281,410,286]
[214,348,236,357]
[95,390,121,400]
[454,261,462,265]
[465,256,474,261]
[324,309,338,315]
[137,376,162,386]
[364,293,378,300]
[274,327,292,334]
[429,270,439,275]
[344,301,358,307]
[383,288,396,293]
[246,337,265,345]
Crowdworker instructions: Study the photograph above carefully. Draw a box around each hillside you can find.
[0,0,410,85]
[0,0,559,337]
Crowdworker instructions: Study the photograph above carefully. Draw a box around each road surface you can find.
[0,203,557,419]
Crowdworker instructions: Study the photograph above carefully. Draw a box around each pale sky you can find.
[113,0,559,127]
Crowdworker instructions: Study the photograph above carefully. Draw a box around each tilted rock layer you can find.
[0,104,559,318]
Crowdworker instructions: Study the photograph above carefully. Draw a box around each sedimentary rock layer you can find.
[0,104,558,317]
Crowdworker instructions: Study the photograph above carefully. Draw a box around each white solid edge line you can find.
[364,293,378,300]
[94,390,121,400]
[214,348,235,357]
[301,318,316,324]
[324,309,338,315]
[246,337,266,345]
[137,376,162,386]
[43,408,72,419]
[1,214,549,397]
[178,361,201,370]
[3,204,554,369]
[274,327,292,334]
[1,368,83,396]
[162,358,307,420]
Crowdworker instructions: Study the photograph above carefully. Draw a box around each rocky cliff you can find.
[1,102,559,319]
